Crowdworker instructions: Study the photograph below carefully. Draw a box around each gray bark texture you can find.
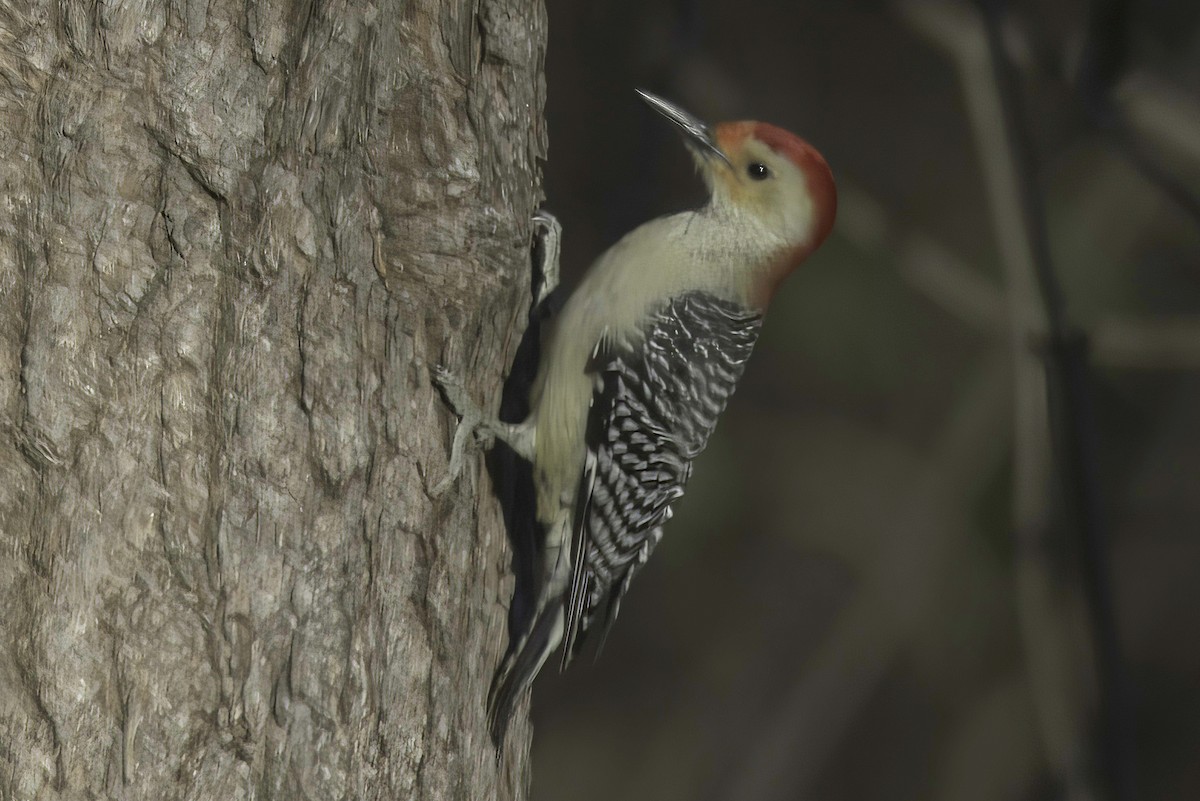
[0,0,546,798]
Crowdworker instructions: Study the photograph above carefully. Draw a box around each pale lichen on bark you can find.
[0,0,547,798]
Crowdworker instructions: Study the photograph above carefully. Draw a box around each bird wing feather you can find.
[561,291,762,664]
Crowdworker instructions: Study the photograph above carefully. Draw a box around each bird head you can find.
[636,89,837,274]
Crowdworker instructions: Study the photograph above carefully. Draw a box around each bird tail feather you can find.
[487,603,564,750]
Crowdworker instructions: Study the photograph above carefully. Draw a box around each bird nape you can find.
[434,88,837,751]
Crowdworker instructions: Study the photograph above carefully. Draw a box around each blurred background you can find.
[528,1,1200,800]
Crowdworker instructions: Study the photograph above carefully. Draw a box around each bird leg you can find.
[532,209,562,309]
[429,366,535,495]
[430,211,560,496]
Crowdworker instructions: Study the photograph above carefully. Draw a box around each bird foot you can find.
[430,211,558,495]
[430,366,495,497]
[532,210,562,309]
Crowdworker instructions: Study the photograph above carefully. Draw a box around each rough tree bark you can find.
[0,0,546,798]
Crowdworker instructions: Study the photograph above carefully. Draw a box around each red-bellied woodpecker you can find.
[434,89,836,747]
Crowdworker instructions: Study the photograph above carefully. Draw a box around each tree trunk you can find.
[0,1,546,798]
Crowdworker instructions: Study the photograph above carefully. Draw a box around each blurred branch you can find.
[837,183,1009,330]
[721,592,900,801]
[903,245,1200,370]
[935,676,1046,801]
[899,235,1010,331]
[1114,72,1200,167]
[840,181,1200,369]
[1092,318,1200,369]
[1074,0,1130,100]
[721,350,1015,801]
[1073,0,1200,229]
[1102,115,1200,231]
[898,2,1136,800]
[980,1,1133,798]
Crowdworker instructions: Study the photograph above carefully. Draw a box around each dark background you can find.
[529,1,1200,800]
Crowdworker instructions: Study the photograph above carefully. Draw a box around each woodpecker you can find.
[434,89,836,747]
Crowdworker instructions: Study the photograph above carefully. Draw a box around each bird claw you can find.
[432,366,480,495]
[532,210,562,308]
[431,210,560,496]
[430,365,499,496]
[433,365,471,416]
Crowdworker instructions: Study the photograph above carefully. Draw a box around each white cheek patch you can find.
[771,161,816,246]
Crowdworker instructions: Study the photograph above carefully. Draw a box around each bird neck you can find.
[746,240,811,309]
[693,203,806,311]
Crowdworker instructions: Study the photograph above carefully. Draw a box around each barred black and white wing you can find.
[561,291,762,663]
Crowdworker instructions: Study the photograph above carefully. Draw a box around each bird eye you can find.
[747,163,770,180]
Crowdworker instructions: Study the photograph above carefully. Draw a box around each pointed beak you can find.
[636,89,732,168]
